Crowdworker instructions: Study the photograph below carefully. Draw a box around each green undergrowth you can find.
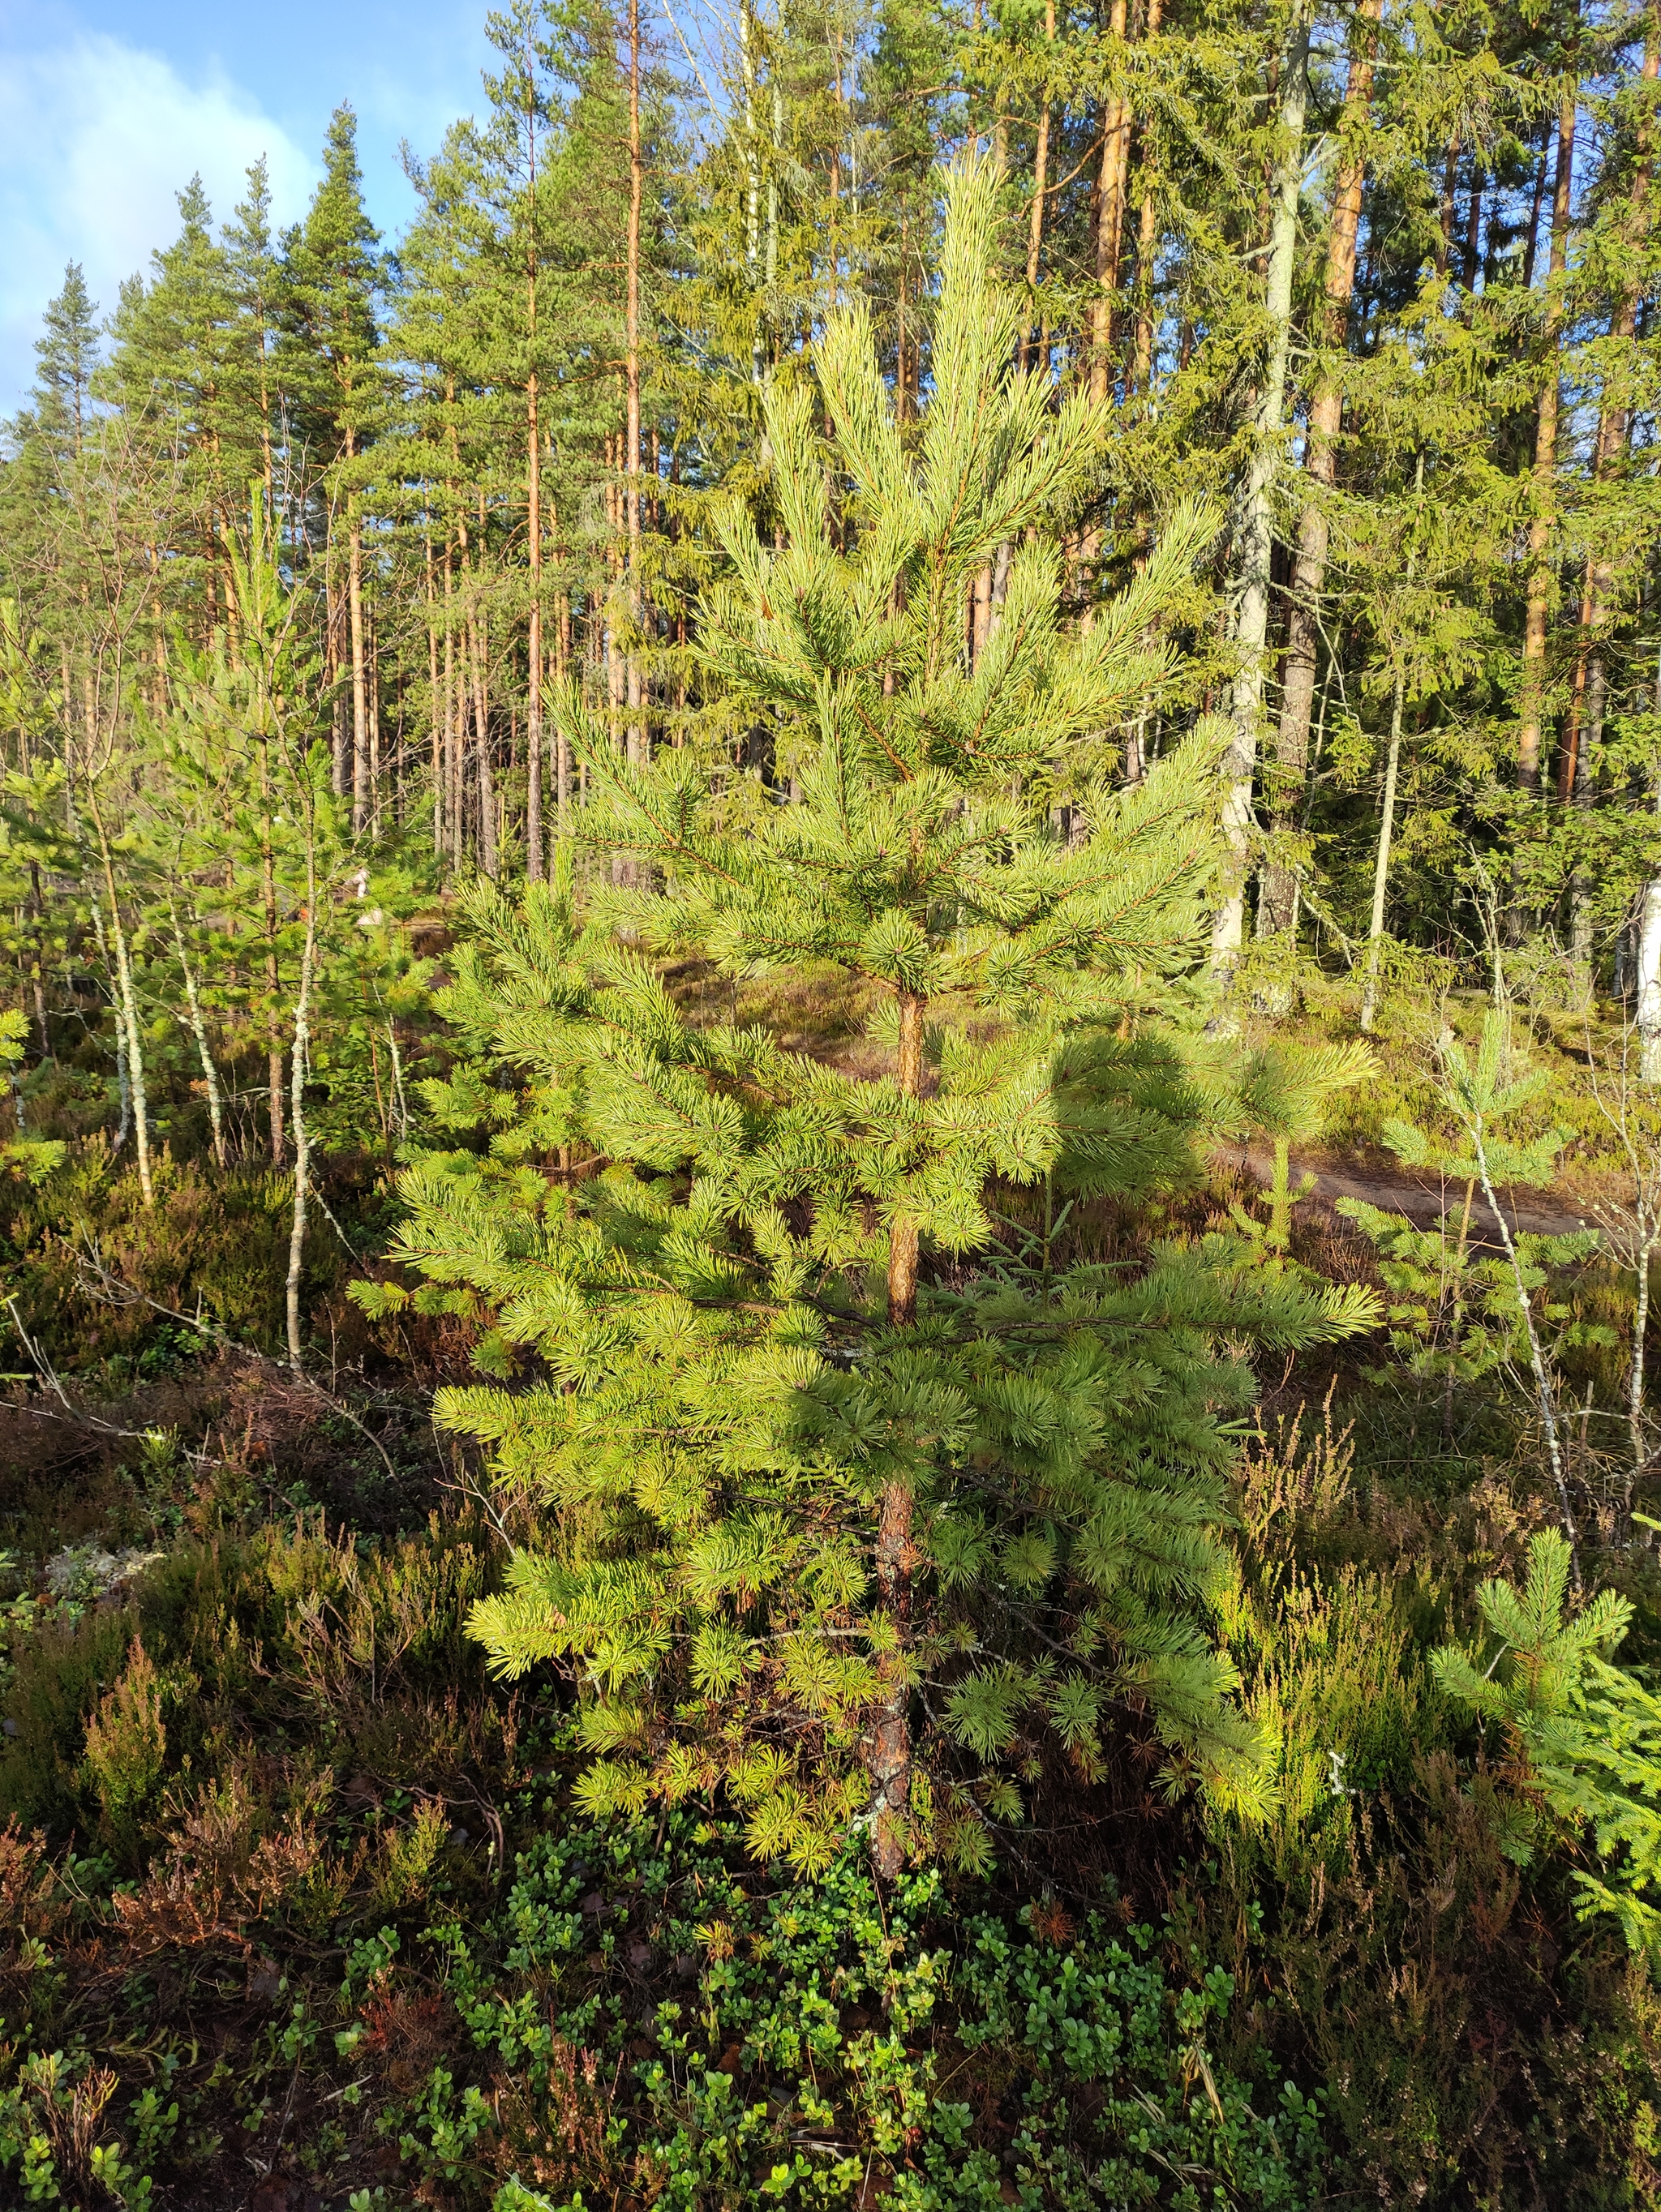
[0,1440,1654,2209]
[0,1505,1330,2211]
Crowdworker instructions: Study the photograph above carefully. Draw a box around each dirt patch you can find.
[1233,1146,1593,1247]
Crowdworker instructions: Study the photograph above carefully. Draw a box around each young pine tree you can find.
[362,161,1376,1880]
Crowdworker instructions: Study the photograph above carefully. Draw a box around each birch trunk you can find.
[1358,667,1406,1033]
[1211,0,1310,978]
[285,834,319,1371]
[1260,0,1381,937]
[170,900,226,1169]
[90,803,152,1207]
[1359,451,1423,1031]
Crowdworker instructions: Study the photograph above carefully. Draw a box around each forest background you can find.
[2,0,1661,2202]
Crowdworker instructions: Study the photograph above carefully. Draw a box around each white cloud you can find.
[0,31,316,413]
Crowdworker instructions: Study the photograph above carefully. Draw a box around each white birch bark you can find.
[1212,0,1311,980]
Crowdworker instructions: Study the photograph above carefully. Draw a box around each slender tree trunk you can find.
[525,68,545,884]
[1641,873,1661,1083]
[1359,669,1407,1033]
[870,986,925,1881]
[260,741,285,1162]
[1629,1220,1652,1481]
[557,585,573,830]
[327,552,346,799]
[89,800,152,1208]
[1517,73,1578,797]
[1359,448,1426,1028]
[1469,1110,1577,1573]
[170,900,225,1168]
[1022,0,1056,371]
[1436,127,1460,275]
[285,825,319,1372]
[443,528,462,871]
[626,0,646,782]
[1130,0,1165,394]
[470,611,497,879]
[1211,0,1310,979]
[349,499,369,834]
[1521,118,1552,291]
[1089,0,1132,401]
[61,648,74,827]
[1260,0,1381,938]
[1462,161,1485,291]
[1638,634,1661,1082]
[740,0,763,381]
[25,863,48,1058]
[527,366,544,881]
[427,534,444,860]
[1560,20,1655,809]
[88,892,130,1154]
[368,602,381,824]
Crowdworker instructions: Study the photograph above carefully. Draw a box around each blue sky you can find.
[0,0,499,411]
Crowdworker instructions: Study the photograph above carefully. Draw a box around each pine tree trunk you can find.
[427,536,444,860]
[870,987,925,1881]
[1211,0,1310,979]
[326,557,347,798]
[1517,75,1578,798]
[471,611,497,879]
[557,585,573,830]
[527,365,545,881]
[1260,0,1380,940]
[1560,19,1654,808]
[626,0,646,782]
[1130,0,1165,394]
[1089,0,1131,402]
[368,603,381,818]
[349,498,369,834]
[524,77,545,884]
[443,559,459,873]
[1463,163,1485,291]
[1601,15,1660,988]
[1436,127,1460,274]
[1021,0,1055,372]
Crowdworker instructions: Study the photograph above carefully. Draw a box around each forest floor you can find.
[1235,1143,1592,1243]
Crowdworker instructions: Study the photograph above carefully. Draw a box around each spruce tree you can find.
[361,161,1375,1878]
